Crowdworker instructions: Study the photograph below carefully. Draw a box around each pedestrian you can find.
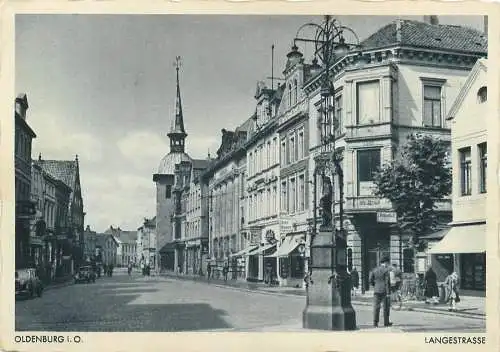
[390,263,403,310]
[223,264,229,282]
[109,264,114,277]
[128,262,132,276]
[424,266,439,304]
[207,263,212,280]
[444,271,460,312]
[350,267,359,296]
[103,264,108,277]
[369,256,392,327]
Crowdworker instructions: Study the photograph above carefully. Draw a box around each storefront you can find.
[429,223,486,294]
[267,232,306,287]
[229,244,258,280]
[246,242,277,282]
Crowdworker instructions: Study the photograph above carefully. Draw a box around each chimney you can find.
[423,16,439,25]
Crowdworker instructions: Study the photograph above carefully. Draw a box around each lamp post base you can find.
[302,267,357,331]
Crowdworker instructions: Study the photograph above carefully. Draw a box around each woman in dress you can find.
[444,271,460,312]
[424,266,439,304]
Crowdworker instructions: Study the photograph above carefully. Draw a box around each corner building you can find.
[301,18,487,291]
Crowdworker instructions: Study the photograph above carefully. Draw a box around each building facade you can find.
[37,156,86,270]
[83,225,98,263]
[302,17,487,291]
[96,233,118,267]
[202,123,250,279]
[429,59,487,294]
[137,217,157,268]
[155,59,192,271]
[241,82,283,282]
[15,93,37,269]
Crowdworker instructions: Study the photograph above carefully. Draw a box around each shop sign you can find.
[265,230,276,243]
[280,218,294,234]
[377,211,397,223]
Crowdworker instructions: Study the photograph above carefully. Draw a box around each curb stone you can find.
[160,273,485,320]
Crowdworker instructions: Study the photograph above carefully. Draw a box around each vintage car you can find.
[15,268,43,298]
[74,265,96,284]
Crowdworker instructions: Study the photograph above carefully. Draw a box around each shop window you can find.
[460,253,486,291]
[403,248,415,273]
[290,256,305,278]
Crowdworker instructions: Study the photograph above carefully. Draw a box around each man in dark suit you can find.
[369,256,392,327]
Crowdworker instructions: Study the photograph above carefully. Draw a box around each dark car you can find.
[15,268,43,298]
[74,266,96,284]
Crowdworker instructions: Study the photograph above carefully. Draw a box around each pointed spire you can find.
[168,55,188,154]
[171,56,186,135]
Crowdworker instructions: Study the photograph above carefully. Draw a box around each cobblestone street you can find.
[15,270,485,333]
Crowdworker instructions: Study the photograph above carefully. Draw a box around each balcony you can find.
[345,122,392,141]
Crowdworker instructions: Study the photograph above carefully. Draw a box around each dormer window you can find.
[477,86,487,103]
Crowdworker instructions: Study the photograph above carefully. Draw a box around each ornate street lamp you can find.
[294,15,360,331]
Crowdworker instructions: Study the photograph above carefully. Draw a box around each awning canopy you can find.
[247,243,276,256]
[229,245,259,258]
[421,228,451,240]
[428,223,486,254]
[266,235,302,258]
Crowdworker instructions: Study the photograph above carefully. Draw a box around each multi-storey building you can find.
[37,155,86,270]
[105,226,137,266]
[301,16,487,291]
[15,93,37,269]
[96,233,118,267]
[272,47,315,287]
[174,159,210,275]
[137,217,157,268]
[155,59,192,271]
[202,122,251,279]
[242,82,284,282]
[429,59,487,294]
[83,225,98,262]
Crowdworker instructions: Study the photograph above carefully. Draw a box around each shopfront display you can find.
[460,253,486,291]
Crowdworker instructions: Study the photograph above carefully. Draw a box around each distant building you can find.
[429,59,487,294]
[136,217,157,268]
[96,233,118,267]
[83,225,98,262]
[105,226,137,266]
[15,93,37,269]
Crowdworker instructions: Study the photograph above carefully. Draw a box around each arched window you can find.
[477,86,487,103]
[293,79,298,104]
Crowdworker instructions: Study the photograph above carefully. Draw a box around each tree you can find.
[373,133,452,250]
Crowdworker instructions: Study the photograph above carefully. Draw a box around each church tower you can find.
[153,56,192,271]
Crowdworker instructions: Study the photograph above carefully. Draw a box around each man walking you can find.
[369,256,392,327]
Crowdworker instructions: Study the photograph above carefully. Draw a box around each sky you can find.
[15,15,485,233]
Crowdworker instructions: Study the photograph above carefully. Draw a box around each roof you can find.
[361,20,487,54]
[36,159,78,191]
[157,151,192,175]
[446,58,487,120]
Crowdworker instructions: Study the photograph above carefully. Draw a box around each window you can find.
[479,143,487,193]
[423,85,442,127]
[272,137,277,165]
[477,86,487,103]
[289,178,296,213]
[298,129,304,160]
[249,153,253,176]
[272,186,277,215]
[289,136,295,163]
[335,95,343,136]
[357,149,381,196]
[347,248,353,272]
[281,181,288,213]
[281,140,287,165]
[293,79,298,104]
[298,175,305,212]
[266,141,271,169]
[357,81,380,125]
[460,147,472,196]
[288,83,292,107]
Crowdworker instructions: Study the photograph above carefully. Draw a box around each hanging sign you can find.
[377,211,397,223]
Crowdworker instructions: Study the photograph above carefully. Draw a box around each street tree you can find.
[373,133,452,250]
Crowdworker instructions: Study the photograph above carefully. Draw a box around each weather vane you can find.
[173,55,182,70]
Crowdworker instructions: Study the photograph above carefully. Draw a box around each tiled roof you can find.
[361,20,487,54]
[36,160,77,191]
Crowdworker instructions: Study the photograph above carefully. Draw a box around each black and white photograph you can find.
[5,5,495,349]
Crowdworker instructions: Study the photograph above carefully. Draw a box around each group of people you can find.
[102,263,114,277]
[206,262,230,281]
[369,256,461,328]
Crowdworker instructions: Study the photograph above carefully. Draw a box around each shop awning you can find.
[247,243,276,256]
[428,223,486,254]
[229,245,259,258]
[266,235,302,258]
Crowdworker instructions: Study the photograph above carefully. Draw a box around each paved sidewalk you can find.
[159,271,485,319]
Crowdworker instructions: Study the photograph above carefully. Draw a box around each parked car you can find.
[74,266,96,284]
[15,268,43,298]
